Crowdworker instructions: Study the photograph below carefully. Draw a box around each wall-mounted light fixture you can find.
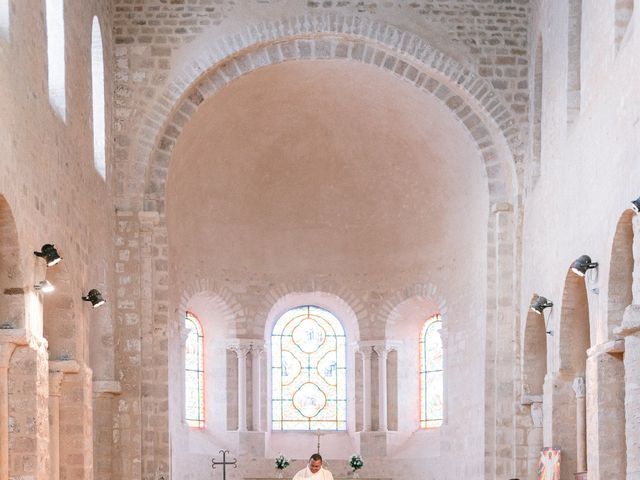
[632,196,640,214]
[82,289,105,308]
[33,244,62,267]
[34,280,55,293]
[570,255,598,277]
[530,296,553,315]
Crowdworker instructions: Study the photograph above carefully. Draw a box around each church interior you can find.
[0,0,639,479]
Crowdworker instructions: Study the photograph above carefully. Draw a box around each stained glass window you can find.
[271,305,346,431]
[185,311,204,428]
[420,315,443,428]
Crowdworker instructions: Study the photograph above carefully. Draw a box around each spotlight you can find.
[33,244,62,267]
[82,289,105,308]
[34,280,55,293]
[530,296,553,315]
[570,255,598,277]
[632,196,640,214]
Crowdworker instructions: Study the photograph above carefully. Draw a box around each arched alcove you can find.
[555,270,590,479]
[169,288,240,479]
[0,195,24,329]
[608,210,634,336]
[559,271,590,375]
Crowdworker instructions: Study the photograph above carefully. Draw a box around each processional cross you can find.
[212,450,238,480]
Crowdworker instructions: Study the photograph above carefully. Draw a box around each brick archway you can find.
[135,17,520,213]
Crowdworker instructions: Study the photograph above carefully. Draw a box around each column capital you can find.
[357,345,373,359]
[228,341,252,357]
[372,342,400,358]
[250,343,264,359]
[572,376,586,398]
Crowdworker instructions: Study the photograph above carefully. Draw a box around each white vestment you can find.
[292,467,334,480]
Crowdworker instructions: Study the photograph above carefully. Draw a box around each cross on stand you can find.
[212,450,238,480]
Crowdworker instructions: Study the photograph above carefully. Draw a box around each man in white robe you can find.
[292,454,334,480]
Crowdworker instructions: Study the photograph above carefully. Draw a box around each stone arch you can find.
[381,282,448,338]
[554,268,591,480]
[522,295,547,399]
[608,209,635,337]
[176,279,244,339]
[255,279,365,342]
[380,285,448,433]
[138,17,519,214]
[558,269,591,374]
[0,195,24,329]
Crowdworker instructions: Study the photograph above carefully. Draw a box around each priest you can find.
[293,454,334,480]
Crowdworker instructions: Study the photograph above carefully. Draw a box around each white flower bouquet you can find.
[348,454,364,472]
[275,454,290,470]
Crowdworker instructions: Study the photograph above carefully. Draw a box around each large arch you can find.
[608,210,635,337]
[137,17,520,479]
[137,18,519,212]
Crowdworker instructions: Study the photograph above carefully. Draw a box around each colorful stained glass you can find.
[185,311,204,428]
[420,315,443,428]
[272,305,346,431]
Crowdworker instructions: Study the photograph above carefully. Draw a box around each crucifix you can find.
[315,429,322,454]
[212,449,238,480]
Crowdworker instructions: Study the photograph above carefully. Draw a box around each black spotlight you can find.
[571,255,598,277]
[530,296,553,315]
[632,196,640,214]
[33,244,62,267]
[82,289,106,308]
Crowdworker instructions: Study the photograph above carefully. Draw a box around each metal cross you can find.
[212,450,238,480]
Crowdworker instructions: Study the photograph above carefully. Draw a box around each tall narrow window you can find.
[420,314,443,428]
[0,0,9,40]
[567,0,582,127]
[271,305,346,431]
[46,0,65,120]
[185,311,204,428]
[91,16,106,179]
[615,0,634,52]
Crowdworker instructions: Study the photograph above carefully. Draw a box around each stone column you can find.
[0,341,17,480]
[619,305,640,479]
[93,381,121,480]
[373,345,391,432]
[230,344,251,432]
[49,371,64,480]
[251,345,263,432]
[359,346,373,431]
[527,402,543,480]
[572,376,586,474]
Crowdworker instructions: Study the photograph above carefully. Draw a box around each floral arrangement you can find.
[275,454,290,470]
[348,454,364,471]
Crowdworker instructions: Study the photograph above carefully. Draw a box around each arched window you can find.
[184,311,204,428]
[271,305,346,431]
[91,16,106,179]
[420,314,443,428]
[45,0,65,120]
[0,0,9,40]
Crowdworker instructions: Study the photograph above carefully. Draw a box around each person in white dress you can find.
[292,454,334,480]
